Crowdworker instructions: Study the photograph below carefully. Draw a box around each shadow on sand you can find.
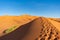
[0,20,34,40]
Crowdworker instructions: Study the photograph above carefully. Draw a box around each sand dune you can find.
[0,15,60,40]
[0,15,38,36]
[49,18,60,22]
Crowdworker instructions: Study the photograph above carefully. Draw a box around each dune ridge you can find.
[22,17,60,40]
[0,15,60,40]
[0,15,38,36]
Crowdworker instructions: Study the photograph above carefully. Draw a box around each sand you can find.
[0,15,60,40]
[0,15,38,36]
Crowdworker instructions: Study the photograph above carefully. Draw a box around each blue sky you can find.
[0,0,60,17]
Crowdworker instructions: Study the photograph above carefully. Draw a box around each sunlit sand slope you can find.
[0,15,60,40]
[0,15,38,36]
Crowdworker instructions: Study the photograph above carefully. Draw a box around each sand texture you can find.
[0,15,60,40]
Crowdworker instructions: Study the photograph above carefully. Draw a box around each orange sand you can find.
[0,15,38,36]
[0,15,60,40]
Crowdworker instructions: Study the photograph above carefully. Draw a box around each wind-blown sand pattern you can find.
[0,15,60,40]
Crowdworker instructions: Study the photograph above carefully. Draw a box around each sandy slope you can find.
[48,18,60,31]
[0,15,60,40]
[0,15,38,36]
[49,18,60,22]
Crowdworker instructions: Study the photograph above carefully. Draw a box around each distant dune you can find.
[0,15,60,40]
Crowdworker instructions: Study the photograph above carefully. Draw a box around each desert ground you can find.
[0,15,60,40]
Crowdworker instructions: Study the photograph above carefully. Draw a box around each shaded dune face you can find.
[0,19,34,40]
[0,15,38,36]
[0,17,60,40]
[22,17,60,40]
